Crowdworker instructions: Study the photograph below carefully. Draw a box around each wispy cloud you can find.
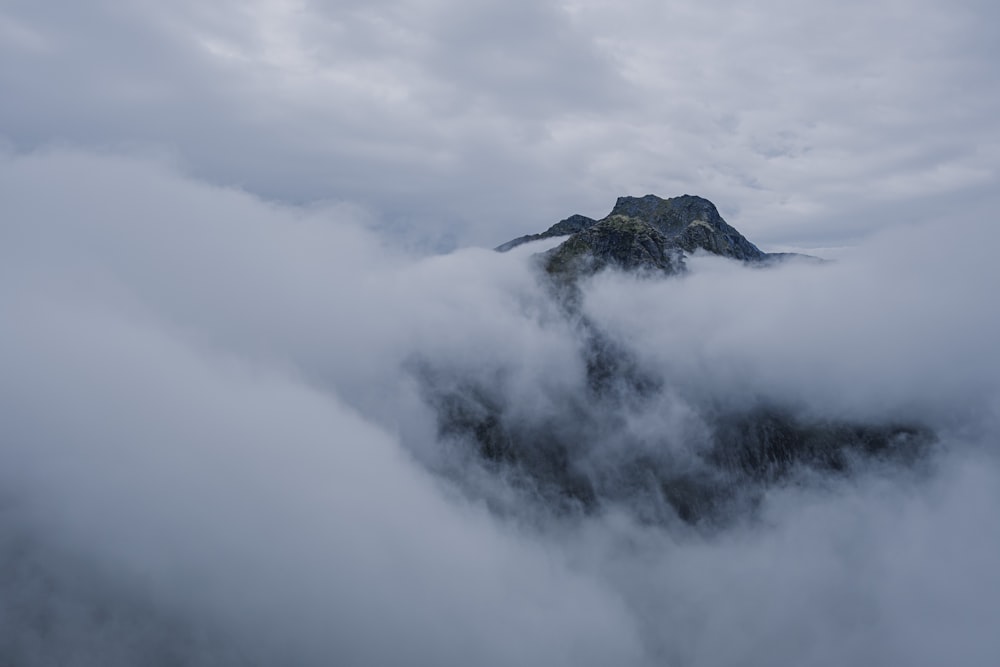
[1,149,998,664]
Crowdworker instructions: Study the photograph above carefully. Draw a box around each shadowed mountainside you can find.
[414,195,930,527]
[498,194,768,262]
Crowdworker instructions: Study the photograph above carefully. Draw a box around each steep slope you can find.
[494,214,598,252]
[498,194,799,266]
[608,194,766,260]
[414,195,931,527]
[543,215,685,280]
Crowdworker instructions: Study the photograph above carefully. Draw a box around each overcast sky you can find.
[3,4,1000,663]
[2,0,997,249]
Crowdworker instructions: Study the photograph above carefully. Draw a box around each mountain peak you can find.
[610,194,721,231]
[498,193,767,264]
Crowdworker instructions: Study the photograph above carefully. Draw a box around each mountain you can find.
[498,194,818,277]
[412,195,929,527]
[494,214,598,252]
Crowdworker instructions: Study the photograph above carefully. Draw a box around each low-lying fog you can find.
[2,150,998,666]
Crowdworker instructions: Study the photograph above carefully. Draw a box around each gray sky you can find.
[2,3,1000,665]
[2,0,997,249]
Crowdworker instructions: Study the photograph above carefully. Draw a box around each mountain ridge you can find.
[497,194,816,274]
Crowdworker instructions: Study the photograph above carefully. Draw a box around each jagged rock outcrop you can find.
[608,194,766,261]
[544,215,686,279]
[496,195,769,262]
[498,194,809,275]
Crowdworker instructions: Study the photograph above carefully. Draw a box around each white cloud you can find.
[1,0,996,248]
[0,149,643,665]
[1,148,999,664]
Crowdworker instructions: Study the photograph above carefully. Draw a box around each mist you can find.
[1,149,999,665]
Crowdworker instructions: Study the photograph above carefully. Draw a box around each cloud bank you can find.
[1,149,999,665]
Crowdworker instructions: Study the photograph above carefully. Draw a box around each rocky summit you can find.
[608,194,766,260]
[497,194,807,277]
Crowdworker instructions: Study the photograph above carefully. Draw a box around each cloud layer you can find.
[1,0,998,247]
[2,1,999,662]
[1,149,998,665]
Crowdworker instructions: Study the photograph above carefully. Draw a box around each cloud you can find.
[1,0,997,248]
[2,148,999,664]
[3,0,1000,662]
[583,445,1000,666]
[0,149,644,665]
[580,216,1000,427]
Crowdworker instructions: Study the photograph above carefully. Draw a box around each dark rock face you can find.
[417,306,933,526]
[545,213,600,237]
[494,214,597,252]
[419,350,932,526]
[498,194,779,269]
[609,194,766,261]
[543,216,685,279]
[413,194,931,527]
